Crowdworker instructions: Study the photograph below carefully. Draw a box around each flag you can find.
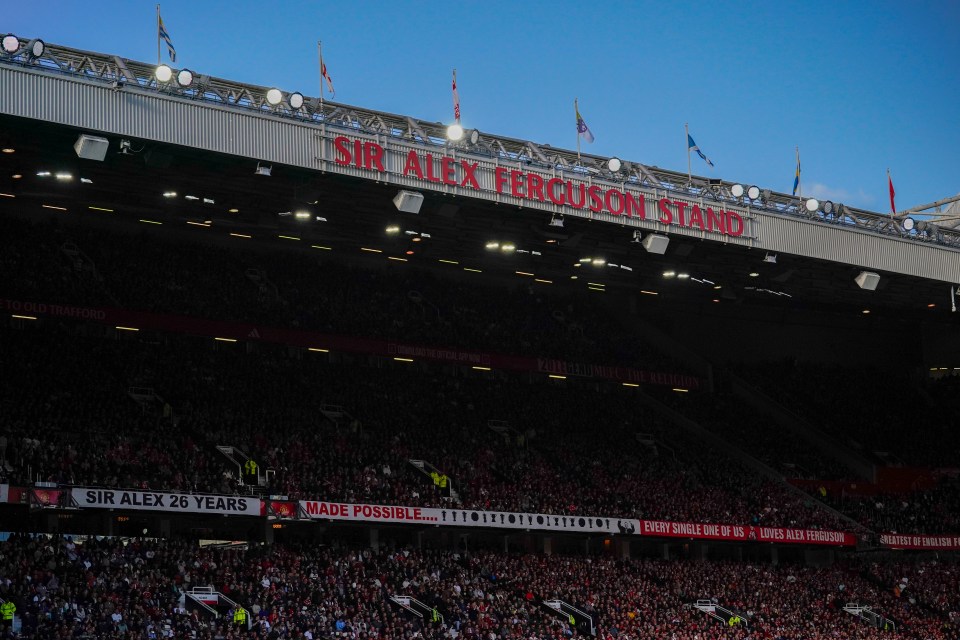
[792,148,801,196]
[575,101,594,144]
[158,13,176,63]
[320,53,334,96]
[687,133,713,167]
[888,169,896,214]
[452,69,460,122]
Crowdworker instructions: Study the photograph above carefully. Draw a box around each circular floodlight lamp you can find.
[176,68,194,87]
[446,123,464,141]
[289,92,304,109]
[805,198,820,212]
[155,64,173,83]
[730,184,745,198]
[2,34,19,54]
[468,129,480,145]
[29,39,44,58]
[902,217,916,231]
[266,88,283,106]
[607,157,622,173]
[822,200,834,215]
[747,185,761,200]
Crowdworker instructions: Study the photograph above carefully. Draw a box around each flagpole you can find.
[685,123,692,185]
[888,168,893,216]
[156,5,161,66]
[317,41,325,117]
[575,99,581,163]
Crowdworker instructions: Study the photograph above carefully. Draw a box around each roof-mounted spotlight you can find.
[901,217,916,231]
[501,242,516,253]
[176,68,194,87]
[266,88,283,106]
[289,92,305,110]
[446,123,464,141]
[155,64,173,83]
[1,34,19,55]
[26,39,44,58]
[805,198,820,213]
[747,185,761,200]
[255,163,272,177]
[607,157,622,173]
[548,214,564,228]
[466,129,480,145]
[822,200,835,215]
[763,252,777,264]
[730,184,745,198]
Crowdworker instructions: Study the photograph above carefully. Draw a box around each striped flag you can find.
[687,132,713,167]
[792,148,801,196]
[158,12,176,63]
[452,69,460,122]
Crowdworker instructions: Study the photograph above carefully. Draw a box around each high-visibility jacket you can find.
[431,608,440,622]
[438,475,448,489]
[430,471,441,486]
[568,614,576,626]
[0,601,15,620]
[244,460,258,475]
[233,608,247,624]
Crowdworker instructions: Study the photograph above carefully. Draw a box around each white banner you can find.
[71,488,260,516]
[299,500,640,535]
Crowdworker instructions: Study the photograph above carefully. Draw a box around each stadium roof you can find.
[1,36,958,315]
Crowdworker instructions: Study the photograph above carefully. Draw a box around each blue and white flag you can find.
[575,100,595,144]
[158,13,176,63]
[687,133,713,167]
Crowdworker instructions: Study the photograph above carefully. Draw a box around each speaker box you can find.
[393,190,424,214]
[74,134,109,161]
[641,233,670,255]
[855,271,880,291]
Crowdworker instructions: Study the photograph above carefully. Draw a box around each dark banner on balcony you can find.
[880,534,960,550]
[299,500,642,534]
[0,297,699,389]
[71,488,260,516]
[638,519,856,547]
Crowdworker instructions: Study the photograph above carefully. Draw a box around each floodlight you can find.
[289,92,304,109]
[393,190,424,214]
[266,88,283,106]
[176,69,194,87]
[155,64,173,83]
[255,163,272,177]
[447,123,464,141]
[27,39,44,58]
[607,157,622,173]
[855,271,880,291]
[730,184,745,198]
[485,241,500,250]
[763,253,777,264]
[2,34,19,54]
[592,258,606,266]
[294,211,311,220]
[74,134,109,161]
[902,217,916,231]
[467,129,480,145]
[747,185,761,200]
[805,198,820,212]
[385,225,401,234]
[501,243,516,253]
[822,200,834,215]
[548,215,564,228]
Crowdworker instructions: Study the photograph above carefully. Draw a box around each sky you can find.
[4,0,959,213]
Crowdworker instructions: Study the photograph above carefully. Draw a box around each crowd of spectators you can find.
[1,534,958,639]
[1,323,850,532]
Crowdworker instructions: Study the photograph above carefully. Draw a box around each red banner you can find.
[880,534,960,550]
[0,297,699,389]
[638,520,856,547]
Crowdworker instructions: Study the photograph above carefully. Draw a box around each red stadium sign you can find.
[880,533,960,550]
[330,135,746,239]
[638,519,856,547]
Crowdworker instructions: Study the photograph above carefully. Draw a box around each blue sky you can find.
[5,0,958,212]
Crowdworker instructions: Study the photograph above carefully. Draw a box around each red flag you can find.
[452,69,460,123]
[888,170,896,214]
